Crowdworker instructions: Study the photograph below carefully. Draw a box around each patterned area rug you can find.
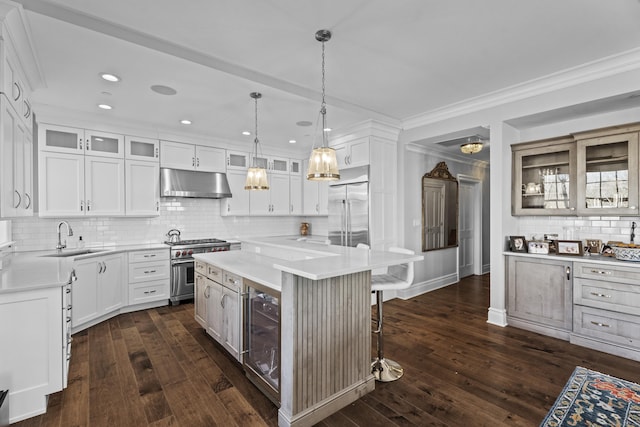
[541,366,640,426]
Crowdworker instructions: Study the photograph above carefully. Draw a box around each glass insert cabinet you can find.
[512,123,640,216]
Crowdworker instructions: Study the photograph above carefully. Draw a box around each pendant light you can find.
[307,29,340,181]
[245,92,269,190]
[460,136,484,155]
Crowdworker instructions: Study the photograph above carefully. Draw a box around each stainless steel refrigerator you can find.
[328,166,369,247]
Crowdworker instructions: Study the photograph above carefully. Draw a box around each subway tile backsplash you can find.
[11,198,325,252]
[518,216,640,243]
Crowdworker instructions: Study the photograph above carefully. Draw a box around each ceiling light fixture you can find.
[97,104,112,110]
[289,139,296,144]
[180,119,192,125]
[100,73,120,82]
[306,29,339,181]
[245,92,269,191]
[242,131,251,136]
[460,137,484,154]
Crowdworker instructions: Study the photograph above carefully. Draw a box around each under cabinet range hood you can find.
[160,168,232,198]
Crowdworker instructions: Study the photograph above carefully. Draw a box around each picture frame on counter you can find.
[528,241,549,254]
[556,240,584,256]
[509,236,527,252]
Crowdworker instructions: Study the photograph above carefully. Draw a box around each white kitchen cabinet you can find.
[226,150,250,170]
[3,40,33,130]
[221,169,251,216]
[290,174,302,215]
[195,262,242,362]
[302,159,329,215]
[0,286,66,423]
[250,173,290,215]
[160,140,226,172]
[125,159,160,216]
[194,273,208,328]
[85,156,125,216]
[125,136,159,162]
[39,124,124,158]
[0,96,33,218]
[331,137,369,169]
[127,249,169,305]
[38,151,85,217]
[290,159,301,175]
[71,253,126,332]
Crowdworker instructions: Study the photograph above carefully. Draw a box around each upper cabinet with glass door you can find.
[575,125,639,216]
[512,136,577,216]
[39,124,124,158]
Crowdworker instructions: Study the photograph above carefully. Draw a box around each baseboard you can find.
[507,316,571,340]
[570,334,640,362]
[482,263,491,275]
[487,307,508,327]
[396,273,458,300]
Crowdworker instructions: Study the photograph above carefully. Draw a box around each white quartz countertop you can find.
[1,243,169,295]
[193,236,423,290]
[0,251,74,294]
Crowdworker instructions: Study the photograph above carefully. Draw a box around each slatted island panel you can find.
[280,270,374,427]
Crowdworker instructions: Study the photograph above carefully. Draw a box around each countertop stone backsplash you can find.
[9,198,328,252]
[518,215,640,244]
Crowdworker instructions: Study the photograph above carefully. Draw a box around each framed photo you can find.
[509,236,527,252]
[528,241,549,254]
[585,239,602,254]
[556,240,584,256]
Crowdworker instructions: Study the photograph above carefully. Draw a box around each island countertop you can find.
[193,236,423,290]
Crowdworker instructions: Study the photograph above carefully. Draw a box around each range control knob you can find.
[175,251,181,257]
[187,250,193,255]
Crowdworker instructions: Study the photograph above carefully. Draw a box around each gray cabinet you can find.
[571,261,640,361]
[512,136,576,216]
[506,255,573,338]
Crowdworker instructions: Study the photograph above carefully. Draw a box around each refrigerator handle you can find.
[341,199,346,246]
[346,200,352,247]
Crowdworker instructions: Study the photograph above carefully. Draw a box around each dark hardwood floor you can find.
[15,274,640,427]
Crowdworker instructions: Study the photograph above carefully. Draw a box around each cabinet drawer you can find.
[574,262,640,285]
[195,261,207,275]
[207,265,222,282]
[129,281,169,304]
[129,249,168,263]
[128,261,169,283]
[573,305,640,350]
[223,271,242,290]
[574,277,640,316]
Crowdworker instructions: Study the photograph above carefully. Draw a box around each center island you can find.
[192,236,423,427]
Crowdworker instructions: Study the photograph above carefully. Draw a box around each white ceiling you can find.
[14,0,640,156]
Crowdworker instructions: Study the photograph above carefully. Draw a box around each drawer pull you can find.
[144,270,157,274]
[143,290,157,295]
[590,321,611,328]
[590,292,611,298]
[590,269,612,275]
[144,254,156,258]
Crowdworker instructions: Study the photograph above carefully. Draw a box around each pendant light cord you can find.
[320,39,327,148]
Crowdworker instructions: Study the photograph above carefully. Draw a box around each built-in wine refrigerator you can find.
[243,278,281,406]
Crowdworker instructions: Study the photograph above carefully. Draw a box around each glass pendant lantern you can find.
[307,29,340,181]
[245,92,269,190]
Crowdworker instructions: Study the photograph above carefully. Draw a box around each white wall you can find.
[399,144,490,296]
[399,48,640,326]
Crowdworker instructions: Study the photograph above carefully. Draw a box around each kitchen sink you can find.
[42,248,109,258]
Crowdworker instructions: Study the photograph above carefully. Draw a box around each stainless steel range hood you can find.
[160,168,232,198]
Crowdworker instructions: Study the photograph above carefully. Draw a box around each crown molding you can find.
[406,141,489,169]
[330,119,402,145]
[403,47,640,130]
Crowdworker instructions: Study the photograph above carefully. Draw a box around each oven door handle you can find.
[171,259,194,266]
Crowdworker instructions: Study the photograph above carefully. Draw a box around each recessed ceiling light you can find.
[180,119,192,125]
[151,85,177,95]
[323,127,332,132]
[242,131,251,136]
[100,73,120,82]
[289,139,297,144]
[98,104,112,110]
[296,120,313,127]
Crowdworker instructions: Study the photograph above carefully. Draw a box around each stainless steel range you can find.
[166,238,230,304]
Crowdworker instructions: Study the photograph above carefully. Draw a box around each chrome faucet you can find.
[632,221,637,244]
[56,221,74,251]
